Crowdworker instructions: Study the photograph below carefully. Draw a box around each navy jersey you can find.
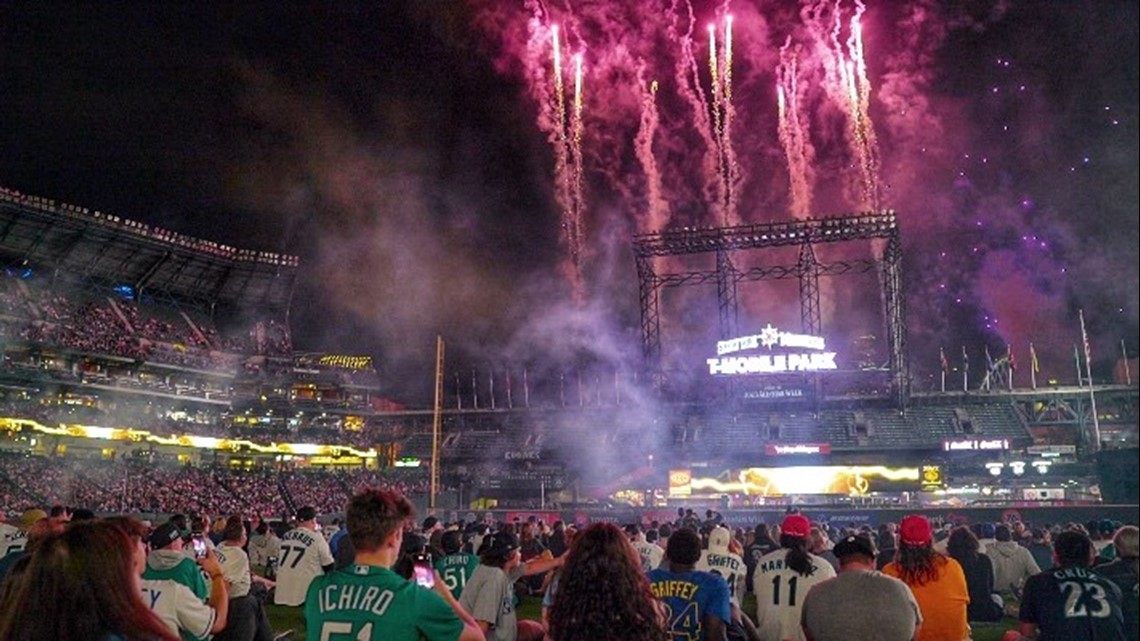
[648,568,731,641]
[1019,566,1126,641]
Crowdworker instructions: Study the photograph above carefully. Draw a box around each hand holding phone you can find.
[412,552,434,588]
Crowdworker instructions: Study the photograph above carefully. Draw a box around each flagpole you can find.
[1007,345,1014,391]
[1123,339,1132,386]
[1079,309,1101,452]
[1029,342,1038,390]
[940,347,946,393]
[962,346,969,392]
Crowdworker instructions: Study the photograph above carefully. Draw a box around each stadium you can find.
[3,189,1136,530]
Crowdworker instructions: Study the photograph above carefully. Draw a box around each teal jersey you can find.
[305,563,465,641]
[144,555,209,601]
[435,552,480,600]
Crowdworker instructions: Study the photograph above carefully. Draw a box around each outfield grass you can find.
[268,595,1019,640]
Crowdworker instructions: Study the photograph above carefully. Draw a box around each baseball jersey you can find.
[141,578,216,641]
[697,549,747,606]
[1019,566,1127,641]
[648,567,732,641]
[752,550,836,641]
[215,543,252,598]
[633,540,665,573]
[1,524,26,557]
[459,564,519,641]
[305,564,466,641]
[275,526,334,606]
[435,551,480,600]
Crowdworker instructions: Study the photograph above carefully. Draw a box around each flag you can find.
[1029,341,1039,390]
[985,345,994,371]
[1079,309,1093,369]
[940,347,949,373]
[1073,343,1083,386]
[962,346,969,372]
[1007,344,1017,371]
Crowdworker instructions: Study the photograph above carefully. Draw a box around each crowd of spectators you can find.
[0,454,429,518]
[1,272,285,370]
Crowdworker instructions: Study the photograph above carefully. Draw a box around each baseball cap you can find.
[296,506,317,522]
[899,515,933,546]
[708,526,732,552]
[481,531,520,558]
[422,516,440,531]
[149,522,182,549]
[833,534,877,560]
[18,509,48,530]
[780,514,811,538]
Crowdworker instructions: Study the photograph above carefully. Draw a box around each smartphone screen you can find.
[412,553,434,588]
[192,536,207,559]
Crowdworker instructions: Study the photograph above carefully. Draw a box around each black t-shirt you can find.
[1019,566,1127,641]
[1094,560,1139,641]
[957,553,1002,622]
[744,540,778,590]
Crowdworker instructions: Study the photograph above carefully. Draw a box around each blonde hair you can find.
[1113,525,1139,559]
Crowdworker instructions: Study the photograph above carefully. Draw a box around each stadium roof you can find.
[0,188,299,311]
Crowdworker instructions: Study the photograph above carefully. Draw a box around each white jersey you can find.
[632,540,664,573]
[141,577,216,641]
[274,526,333,606]
[752,549,836,641]
[215,542,252,598]
[0,523,25,557]
[697,549,747,606]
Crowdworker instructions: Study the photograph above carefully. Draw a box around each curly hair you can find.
[894,542,948,586]
[548,522,667,641]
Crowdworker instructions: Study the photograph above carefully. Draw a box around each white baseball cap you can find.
[708,526,732,552]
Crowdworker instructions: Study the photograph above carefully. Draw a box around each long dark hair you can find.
[780,534,816,576]
[0,519,178,641]
[548,522,666,641]
[895,542,947,586]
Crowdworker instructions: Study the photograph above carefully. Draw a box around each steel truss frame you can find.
[633,211,909,406]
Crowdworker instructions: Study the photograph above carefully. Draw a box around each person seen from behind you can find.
[881,514,969,641]
[800,533,922,641]
[1006,529,1126,641]
[648,527,731,641]
[0,518,179,641]
[303,488,483,641]
[546,522,667,641]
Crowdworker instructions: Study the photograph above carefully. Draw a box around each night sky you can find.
[1,1,1136,403]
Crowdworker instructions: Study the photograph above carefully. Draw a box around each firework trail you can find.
[539,19,585,298]
[668,0,721,222]
[570,52,585,265]
[720,13,741,226]
[708,24,723,148]
[705,15,740,226]
[803,0,882,211]
[634,68,667,232]
[776,37,815,219]
[846,1,881,210]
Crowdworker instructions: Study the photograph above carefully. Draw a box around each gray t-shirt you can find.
[801,569,922,641]
[458,564,518,641]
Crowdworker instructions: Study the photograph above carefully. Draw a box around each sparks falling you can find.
[635,75,667,232]
[545,23,585,299]
[777,37,815,219]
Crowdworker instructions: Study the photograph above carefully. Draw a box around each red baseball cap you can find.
[780,514,812,538]
[899,515,933,546]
